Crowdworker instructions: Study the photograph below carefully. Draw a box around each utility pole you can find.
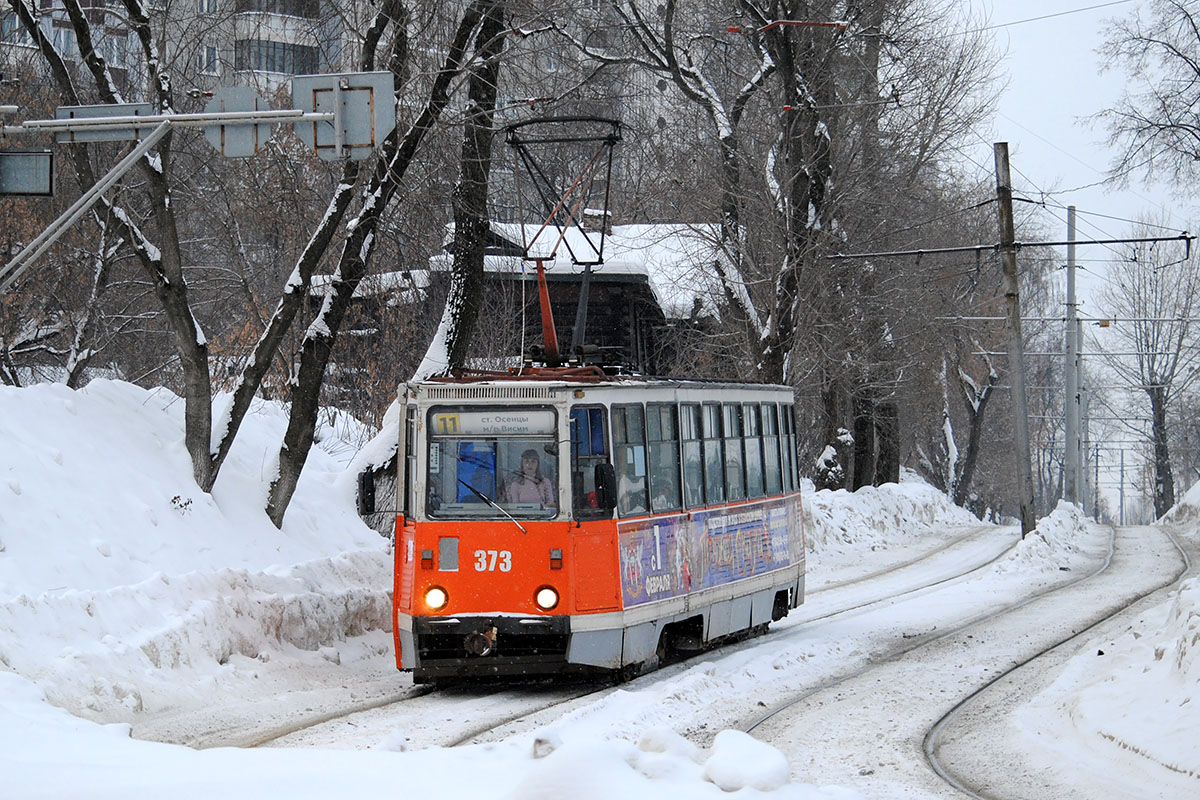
[994,143,1037,536]
[1076,318,1086,504]
[1081,386,1091,516]
[1119,448,1125,525]
[1064,206,1080,504]
[1094,443,1101,521]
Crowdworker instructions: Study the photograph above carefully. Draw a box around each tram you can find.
[386,369,805,683]
[375,115,804,682]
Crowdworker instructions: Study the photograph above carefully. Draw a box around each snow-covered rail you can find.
[737,522,1192,797]
[252,525,1016,752]
[925,524,1194,800]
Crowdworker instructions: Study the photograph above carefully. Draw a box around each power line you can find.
[1021,198,1185,232]
[828,233,1193,261]
[959,1,1135,36]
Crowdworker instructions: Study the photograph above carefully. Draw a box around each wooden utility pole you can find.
[994,143,1037,536]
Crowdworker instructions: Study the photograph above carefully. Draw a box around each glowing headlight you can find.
[534,586,559,611]
[424,586,448,611]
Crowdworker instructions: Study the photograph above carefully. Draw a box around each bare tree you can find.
[264,0,506,525]
[413,0,505,378]
[1097,225,1200,517]
[1097,0,1200,188]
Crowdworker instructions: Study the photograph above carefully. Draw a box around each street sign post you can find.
[292,71,395,161]
[203,87,270,157]
[0,151,53,196]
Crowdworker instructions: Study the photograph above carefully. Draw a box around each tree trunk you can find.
[1149,388,1175,517]
[265,0,498,527]
[874,400,900,485]
[851,387,875,490]
[952,378,995,507]
[443,0,504,371]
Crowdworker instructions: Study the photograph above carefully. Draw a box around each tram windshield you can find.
[426,407,558,520]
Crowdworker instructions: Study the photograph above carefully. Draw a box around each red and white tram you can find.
[387,369,805,683]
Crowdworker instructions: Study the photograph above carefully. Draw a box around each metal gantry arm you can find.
[0,120,173,294]
[0,107,335,295]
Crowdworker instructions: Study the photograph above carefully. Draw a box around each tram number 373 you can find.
[474,550,512,572]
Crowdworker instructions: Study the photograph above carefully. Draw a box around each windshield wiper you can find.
[456,478,527,534]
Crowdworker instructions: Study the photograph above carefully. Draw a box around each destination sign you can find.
[431,410,555,436]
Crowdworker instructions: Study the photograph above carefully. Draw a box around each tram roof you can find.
[408,371,793,399]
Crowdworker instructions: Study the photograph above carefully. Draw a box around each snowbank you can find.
[1066,576,1199,777]
[993,500,1089,575]
[804,470,980,559]
[0,380,392,725]
[1158,479,1200,527]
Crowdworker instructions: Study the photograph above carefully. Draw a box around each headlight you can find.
[424,586,448,611]
[534,586,559,611]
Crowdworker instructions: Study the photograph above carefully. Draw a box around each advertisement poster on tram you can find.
[616,496,804,607]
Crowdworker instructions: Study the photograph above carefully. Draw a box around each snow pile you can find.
[1037,577,1200,784]
[805,470,980,557]
[508,728,851,799]
[0,380,392,725]
[993,500,1089,574]
[1158,479,1200,527]
[0,379,385,598]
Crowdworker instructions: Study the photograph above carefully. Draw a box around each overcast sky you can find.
[962,0,1191,248]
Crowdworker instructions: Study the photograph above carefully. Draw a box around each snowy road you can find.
[932,524,1196,800]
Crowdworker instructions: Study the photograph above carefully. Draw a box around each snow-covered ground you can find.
[1,380,1196,798]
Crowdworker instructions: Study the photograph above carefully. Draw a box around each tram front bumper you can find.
[403,615,579,679]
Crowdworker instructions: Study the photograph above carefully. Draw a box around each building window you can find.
[198,0,218,13]
[234,38,317,74]
[234,0,319,18]
[1,12,32,45]
[198,44,219,74]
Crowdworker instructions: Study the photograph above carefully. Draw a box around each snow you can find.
[0,379,1197,798]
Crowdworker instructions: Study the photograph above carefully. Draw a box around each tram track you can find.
[739,522,1189,798]
[436,524,1028,750]
[241,524,1014,752]
[740,524,1117,736]
[924,524,1196,800]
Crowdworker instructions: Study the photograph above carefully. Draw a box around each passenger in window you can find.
[617,466,647,515]
[500,449,556,508]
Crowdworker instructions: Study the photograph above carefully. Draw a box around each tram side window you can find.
[613,404,648,516]
[647,403,682,513]
[722,403,745,501]
[781,404,797,492]
[762,403,782,495]
[680,404,705,509]
[744,404,764,499]
[702,403,725,504]
[570,406,610,518]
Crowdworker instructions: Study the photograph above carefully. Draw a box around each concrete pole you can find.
[1119,448,1126,525]
[1064,206,1079,504]
[1076,318,1086,503]
[1081,386,1091,515]
[994,143,1037,536]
